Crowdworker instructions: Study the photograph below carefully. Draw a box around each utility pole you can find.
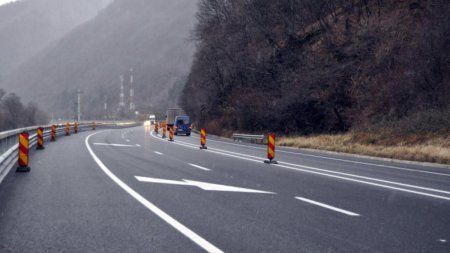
[119,75,125,109]
[104,95,108,119]
[76,89,82,122]
[129,68,135,111]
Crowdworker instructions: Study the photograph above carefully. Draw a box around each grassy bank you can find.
[278,132,450,165]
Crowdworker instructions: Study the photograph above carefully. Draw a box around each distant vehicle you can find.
[149,114,156,125]
[166,108,183,128]
[174,115,191,136]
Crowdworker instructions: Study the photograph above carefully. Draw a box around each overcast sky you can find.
[0,0,16,6]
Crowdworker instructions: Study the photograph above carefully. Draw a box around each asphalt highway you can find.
[0,126,449,252]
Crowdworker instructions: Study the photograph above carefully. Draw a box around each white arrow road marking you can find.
[135,176,274,194]
[295,197,360,217]
[94,143,139,147]
[86,132,223,253]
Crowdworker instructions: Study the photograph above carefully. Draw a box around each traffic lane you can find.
[142,127,450,205]
[168,132,450,192]
[92,128,450,252]
[90,130,375,252]
[187,131,450,175]
[0,130,199,253]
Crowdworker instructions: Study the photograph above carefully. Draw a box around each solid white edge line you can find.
[188,163,211,171]
[86,131,223,253]
[150,131,450,201]
[295,197,360,216]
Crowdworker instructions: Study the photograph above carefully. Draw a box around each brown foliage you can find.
[181,0,450,135]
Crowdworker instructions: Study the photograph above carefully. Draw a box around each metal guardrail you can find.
[0,121,139,184]
[232,133,266,144]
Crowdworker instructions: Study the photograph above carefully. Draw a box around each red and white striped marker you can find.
[199,128,207,149]
[51,124,56,141]
[264,133,278,164]
[36,127,45,150]
[17,132,30,172]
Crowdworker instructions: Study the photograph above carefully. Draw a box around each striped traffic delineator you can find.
[36,127,45,150]
[155,122,159,134]
[74,122,78,134]
[51,124,56,141]
[199,128,207,149]
[65,123,70,136]
[264,133,278,164]
[92,121,96,130]
[17,131,30,172]
[169,126,174,142]
[162,123,167,138]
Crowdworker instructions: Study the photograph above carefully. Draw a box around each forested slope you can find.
[181,0,450,135]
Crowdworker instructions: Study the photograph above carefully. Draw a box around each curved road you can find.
[1,126,449,252]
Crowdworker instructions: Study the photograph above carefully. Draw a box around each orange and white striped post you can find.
[36,127,45,150]
[155,122,159,134]
[17,131,30,172]
[162,123,167,138]
[199,128,207,149]
[169,126,174,142]
[264,133,278,164]
[51,124,56,141]
[65,123,70,136]
[92,121,96,130]
[74,122,78,134]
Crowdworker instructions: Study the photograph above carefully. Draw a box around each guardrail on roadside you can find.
[0,121,138,184]
[232,133,266,144]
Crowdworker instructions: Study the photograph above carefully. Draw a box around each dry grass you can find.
[278,132,450,165]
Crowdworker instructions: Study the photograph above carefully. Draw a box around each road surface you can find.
[1,126,449,252]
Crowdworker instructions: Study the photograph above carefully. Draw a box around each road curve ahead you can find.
[1,126,449,252]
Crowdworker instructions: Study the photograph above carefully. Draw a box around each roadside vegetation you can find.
[280,108,450,164]
[0,89,48,132]
[181,0,450,164]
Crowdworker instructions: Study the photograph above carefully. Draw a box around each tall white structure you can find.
[119,75,125,108]
[129,68,135,111]
[76,89,82,122]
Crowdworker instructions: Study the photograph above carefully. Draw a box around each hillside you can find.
[3,0,198,119]
[0,0,112,83]
[181,0,450,136]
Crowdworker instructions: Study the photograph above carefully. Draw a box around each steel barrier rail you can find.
[0,121,139,184]
[232,133,266,144]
